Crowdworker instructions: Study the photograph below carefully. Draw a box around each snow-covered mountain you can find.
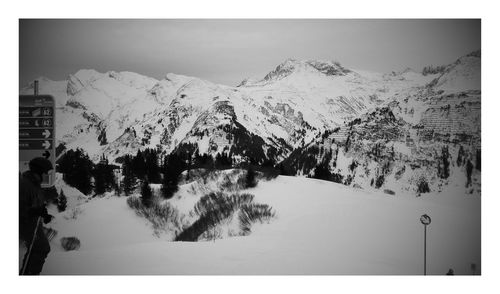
[20,51,480,194]
[282,51,481,194]
[20,58,437,159]
[20,51,481,276]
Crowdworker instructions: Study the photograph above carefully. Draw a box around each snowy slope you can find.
[433,51,481,93]
[40,176,480,275]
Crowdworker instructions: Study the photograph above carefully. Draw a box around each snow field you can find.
[40,175,479,274]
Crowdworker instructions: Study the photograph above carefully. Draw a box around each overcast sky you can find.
[19,19,480,87]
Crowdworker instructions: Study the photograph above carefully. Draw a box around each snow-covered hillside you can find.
[433,51,481,93]
[39,175,480,275]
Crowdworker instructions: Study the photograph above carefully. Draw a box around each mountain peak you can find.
[465,50,480,58]
[71,69,104,83]
[400,67,417,74]
[430,49,481,93]
[305,59,352,76]
[262,58,302,81]
[281,58,300,66]
[262,58,351,83]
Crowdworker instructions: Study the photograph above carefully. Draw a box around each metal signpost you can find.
[19,95,56,187]
[420,214,431,275]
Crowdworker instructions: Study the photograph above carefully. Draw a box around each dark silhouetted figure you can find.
[19,157,54,275]
[446,268,454,275]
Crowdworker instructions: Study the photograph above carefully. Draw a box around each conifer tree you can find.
[58,148,94,195]
[132,149,146,180]
[141,179,153,207]
[277,163,289,176]
[313,163,332,181]
[93,161,117,195]
[144,148,161,183]
[476,149,481,171]
[245,166,257,188]
[437,145,450,179]
[442,145,450,179]
[122,158,137,196]
[456,145,465,167]
[466,159,474,187]
[93,164,107,195]
[161,153,184,199]
[57,189,68,212]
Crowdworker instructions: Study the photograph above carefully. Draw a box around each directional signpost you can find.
[19,95,56,187]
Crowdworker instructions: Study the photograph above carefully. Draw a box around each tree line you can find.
[57,146,276,203]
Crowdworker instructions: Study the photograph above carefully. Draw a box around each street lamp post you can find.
[420,214,431,275]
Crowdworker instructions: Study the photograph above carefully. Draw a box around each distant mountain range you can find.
[20,50,481,195]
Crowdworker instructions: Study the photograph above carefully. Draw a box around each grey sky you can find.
[19,19,480,87]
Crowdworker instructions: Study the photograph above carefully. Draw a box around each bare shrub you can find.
[176,192,274,241]
[127,196,180,236]
[238,203,275,234]
[218,174,236,192]
[394,165,406,180]
[375,175,385,189]
[218,171,247,192]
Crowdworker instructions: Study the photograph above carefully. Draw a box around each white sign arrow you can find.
[42,141,51,149]
[43,129,51,139]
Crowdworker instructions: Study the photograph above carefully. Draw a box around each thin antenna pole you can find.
[34,80,39,96]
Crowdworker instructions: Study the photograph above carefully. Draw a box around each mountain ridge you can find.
[20,51,481,195]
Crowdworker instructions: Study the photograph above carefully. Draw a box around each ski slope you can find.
[40,176,480,275]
